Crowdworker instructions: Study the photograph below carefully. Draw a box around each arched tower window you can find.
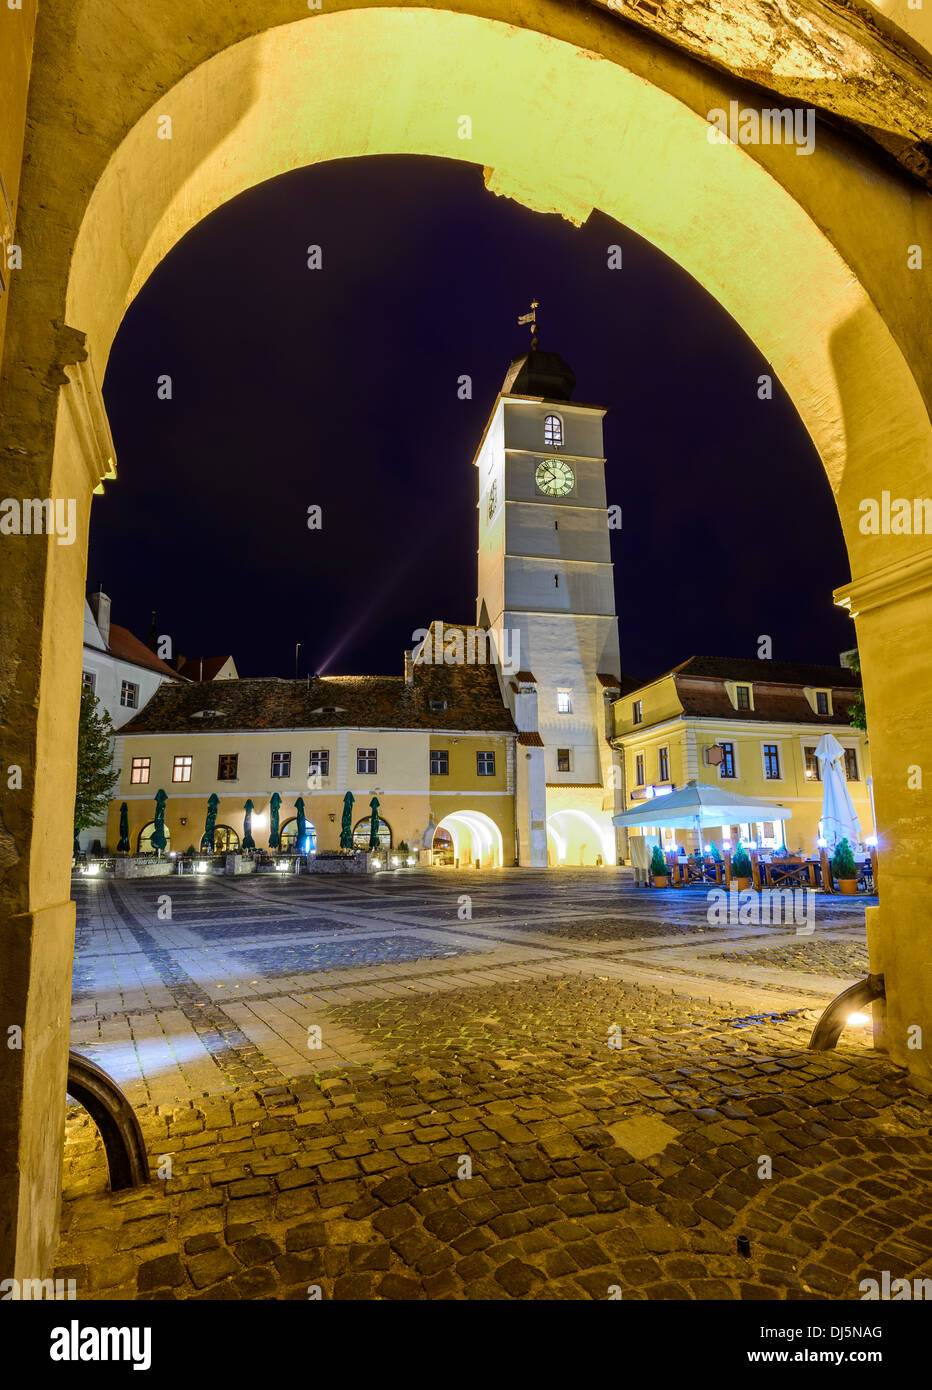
[544,414,563,447]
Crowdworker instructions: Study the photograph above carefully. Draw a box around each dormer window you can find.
[544,414,563,448]
[803,687,833,716]
[725,680,754,712]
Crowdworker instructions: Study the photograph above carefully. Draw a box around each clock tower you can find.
[474,337,622,867]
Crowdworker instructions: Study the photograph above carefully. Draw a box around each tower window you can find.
[556,749,572,773]
[557,689,573,713]
[544,415,563,447]
[554,574,559,588]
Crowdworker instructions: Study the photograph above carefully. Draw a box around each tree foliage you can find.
[74,687,120,836]
[845,650,867,732]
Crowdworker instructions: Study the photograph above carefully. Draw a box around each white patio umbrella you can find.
[613,781,792,844]
[815,734,861,848]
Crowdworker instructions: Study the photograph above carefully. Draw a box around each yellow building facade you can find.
[612,657,872,855]
[109,649,517,868]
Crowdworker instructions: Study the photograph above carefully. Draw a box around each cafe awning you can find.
[612,780,792,830]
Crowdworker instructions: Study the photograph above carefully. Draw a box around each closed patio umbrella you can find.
[815,734,861,848]
[269,792,281,849]
[151,789,168,853]
[117,801,130,853]
[295,796,307,853]
[200,793,219,851]
[340,791,354,849]
[242,799,255,850]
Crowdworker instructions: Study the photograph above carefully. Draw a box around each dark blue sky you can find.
[93,155,854,683]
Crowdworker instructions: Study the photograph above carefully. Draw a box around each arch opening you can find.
[434,811,504,868]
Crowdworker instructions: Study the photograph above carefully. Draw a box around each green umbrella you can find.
[151,789,168,853]
[200,792,219,851]
[340,791,355,850]
[117,802,130,853]
[368,795,381,851]
[242,799,255,850]
[269,792,281,849]
[295,796,307,853]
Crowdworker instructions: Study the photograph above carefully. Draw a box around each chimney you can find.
[89,590,111,647]
[404,651,415,685]
[148,610,158,652]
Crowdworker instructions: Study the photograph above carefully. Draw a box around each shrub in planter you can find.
[709,842,722,862]
[650,845,669,886]
[831,838,858,893]
[731,844,752,888]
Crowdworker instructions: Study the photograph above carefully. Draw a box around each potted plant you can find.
[650,845,670,888]
[831,838,858,894]
[731,844,752,890]
[709,841,722,862]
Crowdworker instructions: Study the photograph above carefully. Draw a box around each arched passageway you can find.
[434,812,504,869]
[547,810,614,867]
[2,1,931,1281]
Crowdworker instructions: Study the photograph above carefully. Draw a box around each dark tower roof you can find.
[502,349,576,402]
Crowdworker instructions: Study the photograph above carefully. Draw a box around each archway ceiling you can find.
[589,0,932,189]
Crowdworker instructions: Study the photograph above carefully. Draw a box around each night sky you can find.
[93,155,855,684]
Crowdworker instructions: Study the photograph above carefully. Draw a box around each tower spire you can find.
[517,299,539,351]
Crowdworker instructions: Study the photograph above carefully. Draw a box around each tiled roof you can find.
[669,655,860,688]
[106,625,185,679]
[596,673,621,687]
[176,655,235,681]
[517,731,545,746]
[624,655,861,727]
[119,663,516,735]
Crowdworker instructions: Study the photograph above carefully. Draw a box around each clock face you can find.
[487,479,498,521]
[535,457,575,497]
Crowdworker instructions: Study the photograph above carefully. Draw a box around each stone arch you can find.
[3,1,932,1280]
[547,809,614,867]
[435,811,504,868]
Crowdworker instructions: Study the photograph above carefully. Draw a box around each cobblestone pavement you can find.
[57,870,932,1301]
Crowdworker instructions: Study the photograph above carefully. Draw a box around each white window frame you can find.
[309,749,330,778]
[717,739,739,780]
[357,747,377,776]
[760,741,783,782]
[130,756,150,785]
[172,754,193,783]
[557,688,573,714]
[658,745,670,782]
[544,413,564,448]
[270,751,292,779]
[119,679,139,709]
[842,744,861,782]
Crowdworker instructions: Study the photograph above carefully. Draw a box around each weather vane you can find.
[517,299,539,350]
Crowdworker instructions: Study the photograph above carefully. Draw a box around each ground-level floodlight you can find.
[808,974,885,1051]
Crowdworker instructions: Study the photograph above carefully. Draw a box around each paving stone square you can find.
[58,870,932,1301]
